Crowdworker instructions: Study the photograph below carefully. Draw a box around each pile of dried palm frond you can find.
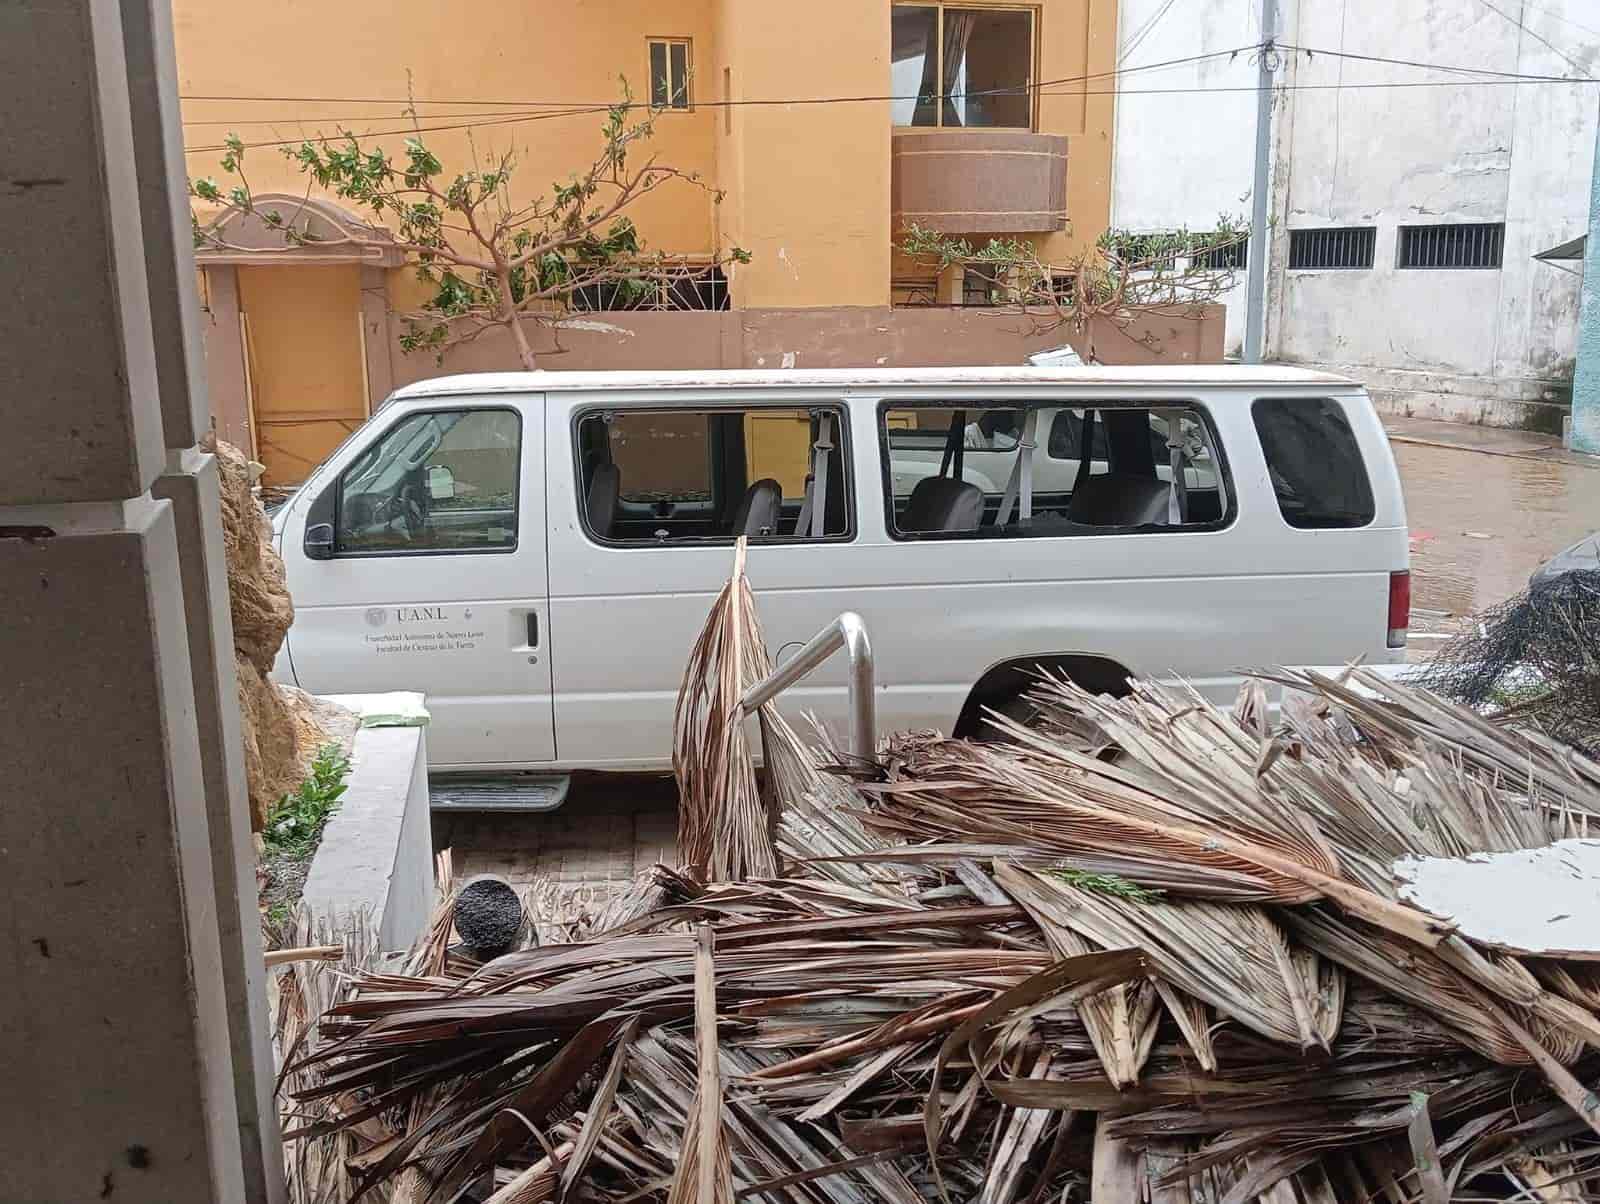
[273,653,1600,1203]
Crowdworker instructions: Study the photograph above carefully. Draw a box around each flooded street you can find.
[1394,435,1600,640]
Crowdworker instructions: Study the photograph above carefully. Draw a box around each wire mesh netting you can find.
[1417,568,1600,757]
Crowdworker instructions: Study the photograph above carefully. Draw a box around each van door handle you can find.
[525,612,539,647]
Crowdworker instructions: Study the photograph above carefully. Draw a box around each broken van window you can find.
[880,401,1230,539]
[576,407,852,545]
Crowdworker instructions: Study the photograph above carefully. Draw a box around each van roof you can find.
[389,364,1358,400]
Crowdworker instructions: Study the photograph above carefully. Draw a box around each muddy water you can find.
[1395,442,1600,637]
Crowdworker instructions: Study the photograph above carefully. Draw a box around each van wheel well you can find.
[953,655,1134,740]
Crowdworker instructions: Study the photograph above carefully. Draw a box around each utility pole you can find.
[1243,0,1278,364]
[1570,93,1600,455]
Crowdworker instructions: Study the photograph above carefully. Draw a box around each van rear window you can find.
[1251,397,1375,529]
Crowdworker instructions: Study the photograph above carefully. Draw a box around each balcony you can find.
[891,130,1068,236]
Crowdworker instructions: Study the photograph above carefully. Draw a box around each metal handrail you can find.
[740,612,876,761]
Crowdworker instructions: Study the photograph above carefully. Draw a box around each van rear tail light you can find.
[1387,570,1410,649]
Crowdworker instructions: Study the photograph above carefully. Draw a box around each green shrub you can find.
[263,744,350,860]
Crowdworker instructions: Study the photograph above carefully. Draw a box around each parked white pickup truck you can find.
[270,366,1409,774]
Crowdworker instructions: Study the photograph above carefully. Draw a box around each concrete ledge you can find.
[1285,360,1573,433]
[301,717,433,949]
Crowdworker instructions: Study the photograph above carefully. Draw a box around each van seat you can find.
[732,478,783,537]
[903,476,984,533]
[586,462,621,537]
[1067,474,1170,527]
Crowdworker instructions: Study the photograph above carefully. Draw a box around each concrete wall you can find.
[3,0,276,1197]
[300,722,434,950]
[1110,0,1258,356]
[1111,0,1598,427]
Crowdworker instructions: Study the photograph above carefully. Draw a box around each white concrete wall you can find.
[1112,0,1259,356]
[301,722,434,950]
[1113,0,1599,425]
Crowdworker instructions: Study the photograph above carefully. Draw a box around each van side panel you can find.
[544,385,1405,771]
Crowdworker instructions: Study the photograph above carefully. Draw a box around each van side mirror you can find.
[303,522,335,561]
[427,464,456,500]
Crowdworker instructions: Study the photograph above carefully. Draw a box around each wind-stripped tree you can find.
[899,218,1247,355]
[191,89,750,369]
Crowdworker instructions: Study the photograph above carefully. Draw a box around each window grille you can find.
[1288,227,1377,270]
[1397,222,1504,269]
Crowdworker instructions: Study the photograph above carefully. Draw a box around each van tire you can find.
[990,691,1043,736]
[955,655,1133,742]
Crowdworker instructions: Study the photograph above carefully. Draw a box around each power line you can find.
[1281,42,1594,82]
[185,109,607,155]
[1517,0,1600,43]
[182,107,605,126]
[184,44,1600,155]
[1119,0,1184,64]
[1472,0,1588,75]
[179,46,1253,114]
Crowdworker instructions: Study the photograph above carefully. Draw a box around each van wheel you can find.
[982,687,1119,759]
[978,691,1045,741]
[954,657,1134,742]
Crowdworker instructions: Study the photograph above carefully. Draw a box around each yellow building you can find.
[178,1,1217,483]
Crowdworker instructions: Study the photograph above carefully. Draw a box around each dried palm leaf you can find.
[997,862,1330,1051]
[870,721,1448,946]
[667,926,733,1203]
[673,538,777,881]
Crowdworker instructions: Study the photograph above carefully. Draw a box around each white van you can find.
[270,366,1409,773]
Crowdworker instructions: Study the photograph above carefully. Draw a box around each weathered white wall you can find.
[1113,0,1598,426]
[1112,0,1259,356]
[301,716,434,950]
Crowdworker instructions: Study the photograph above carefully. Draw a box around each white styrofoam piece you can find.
[321,691,431,728]
[1394,839,1600,959]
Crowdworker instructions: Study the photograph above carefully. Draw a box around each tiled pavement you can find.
[433,773,679,919]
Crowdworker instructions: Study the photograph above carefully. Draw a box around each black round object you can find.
[453,875,526,958]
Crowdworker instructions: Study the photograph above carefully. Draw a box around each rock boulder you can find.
[206,435,317,829]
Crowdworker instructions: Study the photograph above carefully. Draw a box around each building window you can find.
[1192,235,1247,270]
[891,274,941,306]
[962,264,1007,306]
[891,4,1036,129]
[569,265,730,312]
[1288,227,1377,270]
[1397,222,1504,270]
[1107,231,1183,269]
[649,38,691,109]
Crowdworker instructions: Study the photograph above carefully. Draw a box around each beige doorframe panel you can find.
[237,264,368,485]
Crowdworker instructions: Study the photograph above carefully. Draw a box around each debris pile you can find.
[1419,567,1600,757]
[274,658,1600,1202]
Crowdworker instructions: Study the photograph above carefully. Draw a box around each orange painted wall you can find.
[177,0,1116,310]
[175,1,722,258]
[708,0,893,307]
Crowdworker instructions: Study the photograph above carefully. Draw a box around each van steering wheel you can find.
[395,481,427,539]
[373,481,427,540]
